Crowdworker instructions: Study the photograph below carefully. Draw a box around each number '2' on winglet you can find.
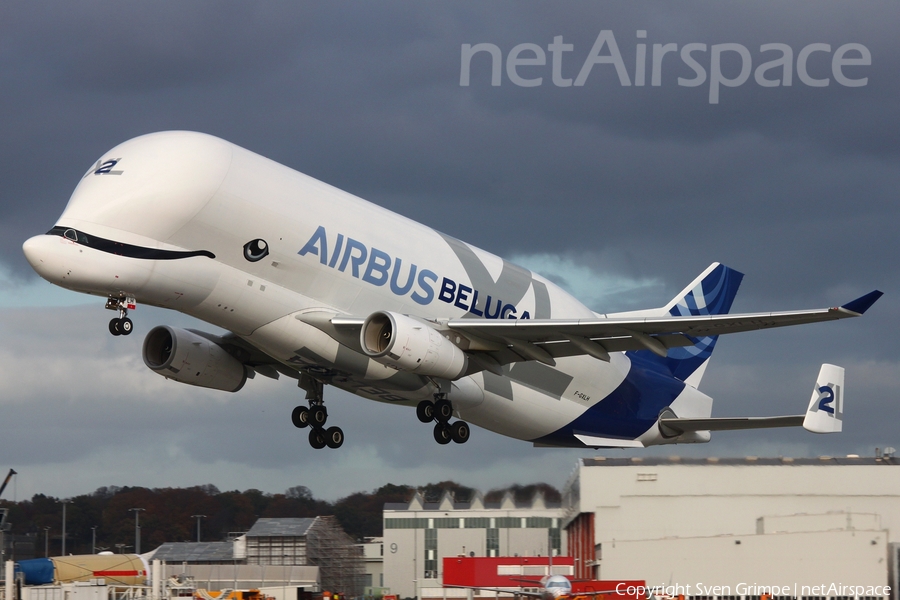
[841,290,884,315]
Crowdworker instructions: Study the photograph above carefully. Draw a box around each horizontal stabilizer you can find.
[658,363,844,436]
[659,415,803,436]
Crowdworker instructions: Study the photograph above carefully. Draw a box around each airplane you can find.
[447,574,614,600]
[21,131,881,450]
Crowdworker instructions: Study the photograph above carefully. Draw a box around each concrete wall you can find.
[163,564,319,591]
[572,460,900,542]
[566,458,900,592]
[360,538,384,588]
[600,529,888,590]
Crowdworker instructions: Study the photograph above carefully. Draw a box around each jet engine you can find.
[142,326,247,392]
[360,311,468,380]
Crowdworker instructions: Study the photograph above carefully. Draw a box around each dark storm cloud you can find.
[0,1,897,496]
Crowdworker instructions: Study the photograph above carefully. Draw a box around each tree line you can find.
[0,481,559,557]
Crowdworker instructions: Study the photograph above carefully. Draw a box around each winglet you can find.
[841,290,883,315]
[803,364,844,434]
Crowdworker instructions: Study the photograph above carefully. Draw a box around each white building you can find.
[562,455,900,598]
[383,490,566,599]
[359,537,385,591]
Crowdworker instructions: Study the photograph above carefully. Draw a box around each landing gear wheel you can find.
[109,318,121,336]
[416,400,435,423]
[120,317,133,335]
[434,398,453,423]
[325,426,344,449]
[291,406,310,428]
[310,405,328,427]
[433,422,452,445]
[450,420,470,444]
[309,428,326,449]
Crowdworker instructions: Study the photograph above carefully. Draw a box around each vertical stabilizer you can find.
[632,263,744,386]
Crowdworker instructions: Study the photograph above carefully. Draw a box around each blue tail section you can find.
[531,263,744,447]
[643,263,744,384]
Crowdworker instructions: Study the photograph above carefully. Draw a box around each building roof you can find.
[580,456,899,467]
[384,491,561,511]
[246,517,316,537]
[150,541,235,562]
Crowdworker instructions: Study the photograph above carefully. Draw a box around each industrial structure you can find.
[562,454,900,597]
[0,470,17,567]
[382,490,565,599]
[6,455,900,600]
[150,517,362,596]
[1,516,363,600]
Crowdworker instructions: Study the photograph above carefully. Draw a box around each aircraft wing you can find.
[443,585,541,597]
[444,291,883,367]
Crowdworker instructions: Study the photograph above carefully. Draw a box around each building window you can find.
[384,518,429,529]
[526,517,553,528]
[424,528,438,576]
[486,528,499,557]
[550,528,561,554]
[464,517,491,528]
[495,517,521,529]
[433,518,460,529]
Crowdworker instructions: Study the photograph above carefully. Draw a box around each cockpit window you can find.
[48,226,90,245]
[546,578,571,590]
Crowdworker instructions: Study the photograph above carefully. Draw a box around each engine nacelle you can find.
[142,326,247,392]
[360,311,468,380]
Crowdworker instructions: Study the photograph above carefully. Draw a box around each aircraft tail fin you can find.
[663,262,744,318]
[803,363,844,433]
[632,263,744,386]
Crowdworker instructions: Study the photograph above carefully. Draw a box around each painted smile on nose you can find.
[43,226,216,261]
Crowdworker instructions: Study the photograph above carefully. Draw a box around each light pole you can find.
[129,508,145,554]
[43,527,50,557]
[61,500,70,556]
[191,515,206,542]
[91,526,98,554]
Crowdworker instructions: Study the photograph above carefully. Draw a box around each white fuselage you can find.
[22,131,711,446]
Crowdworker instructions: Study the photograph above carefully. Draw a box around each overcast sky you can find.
[1,1,898,503]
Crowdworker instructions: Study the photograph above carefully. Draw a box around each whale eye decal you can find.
[243,239,269,262]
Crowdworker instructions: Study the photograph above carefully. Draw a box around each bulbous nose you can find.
[23,234,68,283]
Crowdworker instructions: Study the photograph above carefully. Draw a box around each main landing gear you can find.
[292,376,343,449]
[106,295,135,336]
[417,393,470,445]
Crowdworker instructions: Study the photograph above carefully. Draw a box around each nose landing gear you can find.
[106,295,136,336]
[417,388,470,445]
[292,374,343,449]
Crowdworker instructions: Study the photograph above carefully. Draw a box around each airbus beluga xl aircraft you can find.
[22,131,881,450]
